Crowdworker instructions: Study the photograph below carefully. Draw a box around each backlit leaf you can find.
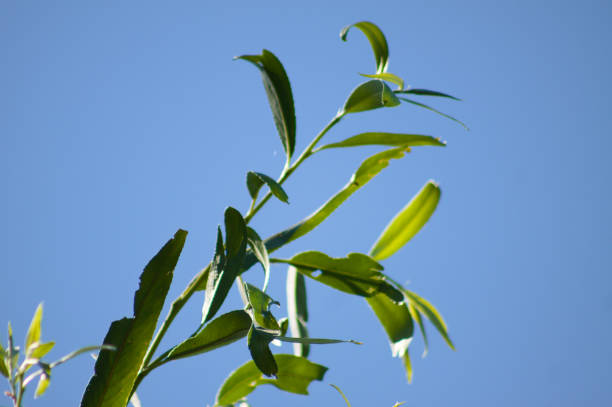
[166,311,252,361]
[360,72,404,90]
[343,80,400,114]
[405,290,454,350]
[34,371,50,398]
[398,97,468,130]
[370,180,441,261]
[236,50,296,160]
[395,88,461,101]
[243,283,280,332]
[80,229,187,407]
[316,132,445,151]
[25,303,43,354]
[29,341,55,360]
[408,302,428,357]
[340,21,389,73]
[247,227,271,292]
[246,171,289,204]
[0,343,9,377]
[215,354,327,406]
[286,266,309,357]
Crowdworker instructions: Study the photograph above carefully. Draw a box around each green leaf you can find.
[340,21,389,73]
[80,229,187,407]
[360,73,404,90]
[246,227,271,292]
[247,326,277,377]
[330,384,352,407]
[34,370,50,398]
[408,302,428,357]
[243,283,280,332]
[166,311,252,361]
[275,336,361,345]
[286,266,309,357]
[403,350,412,383]
[342,80,400,114]
[262,147,409,254]
[316,132,445,151]
[405,290,454,350]
[236,50,296,160]
[398,97,468,130]
[25,303,43,354]
[246,172,289,204]
[370,180,441,261]
[277,252,403,302]
[395,88,461,101]
[29,341,55,360]
[215,354,327,406]
[202,208,247,324]
[365,294,413,381]
[0,343,8,378]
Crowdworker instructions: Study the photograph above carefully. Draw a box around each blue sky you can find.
[2,1,611,406]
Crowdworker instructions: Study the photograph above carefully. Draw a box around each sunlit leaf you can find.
[215,354,327,406]
[395,88,461,101]
[398,97,468,130]
[277,252,403,302]
[246,171,289,204]
[330,383,352,407]
[29,341,55,360]
[405,290,454,350]
[275,336,361,345]
[0,343,9,377]
[202,208,247,324]
[246,227,271,292]
[166,311,251,361]
[236,50,296,160]
[316,132,445,151]
[243,283,280,332]
[286,266,309,357]
[340,21,389,73]
[403,350,413,383]
[34,370,50,398]
[25,303,43,354]
[408,302,428,357]
[370,180,441,261]
[360,73,404,90]
[261,147,409,255]
[80,229,187,407]
[343,80,400,114]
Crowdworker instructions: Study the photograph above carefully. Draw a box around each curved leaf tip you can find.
[340,21,389,73]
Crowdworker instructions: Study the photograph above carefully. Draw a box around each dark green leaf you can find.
[247,326,277,377]
[342,80,400,114]
[278,252,403,302]
[275,336,361,345]
[80,229,187,407]
[215,354,328,406]
[398,97,468,130]
[405,290,454,350]
[25,303,43,354]
[243,283,280,332]
[340,21,389,73]
[370,180,441,261]
[262,147,409,254]
[246,227,271,292]
[366,294,413,381]
[316,132,445,151]
[395,88,461,101]
[166,311,252,361]
[202,208,247,324]
[360,72,404,90]
[246,172,289,204]
[236,50,296,160]
[286,266,309,357]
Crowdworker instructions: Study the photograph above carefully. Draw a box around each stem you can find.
[244,113,344,223]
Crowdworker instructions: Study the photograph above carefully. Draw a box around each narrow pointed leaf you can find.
[202,208,247,324]
[30,341,55,360]
[0,343,8,377]
[340,21,389,73]
[403,351,413,383]
[262,147,409,254]
[330,384,352,407]
[317,132,445,151]
[247,326,277,377]
[244,283,280,332]
[360,73,404,90]
[246,172,289,204]
[286,266,309,357]
[80,229,187,407]
[215,354,328,406]
[246,227,271,291]
[25,303,43,354]
[275,336,361,345]
[34,372,50,398]
[343,80,400,114]
[395,88,461,101]
[399,97,468,130]
[405,290,454,350]
[370,180,441,261]
[236,50,296,159]
[408,302,428,357]
[166,311,252,361]
[277,252,403,302]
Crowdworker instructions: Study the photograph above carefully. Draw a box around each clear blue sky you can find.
[2,1,611,406]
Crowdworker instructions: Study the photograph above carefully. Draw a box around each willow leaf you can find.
[399,97,468,130]
[246,171,289,204]
[317,132,445,151]
[286,266,309,357]
[405,290,454,350]
[340,21,389,73]
[343,80,400,114]
[246,227,271,292]
[395,88,461,101]
[360,72,404,90]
